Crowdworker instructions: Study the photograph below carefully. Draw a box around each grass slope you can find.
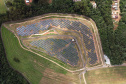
[1,26,67,84]
[0,31,29,84]
[85,66,126,84]
[0,0,7,13]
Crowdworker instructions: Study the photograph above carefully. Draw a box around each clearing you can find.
[0,0,7,13]
[85,66,126,84]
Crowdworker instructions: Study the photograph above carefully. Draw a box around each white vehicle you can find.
[26,0,29,3]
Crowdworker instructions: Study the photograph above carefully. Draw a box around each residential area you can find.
[111,0,121,22]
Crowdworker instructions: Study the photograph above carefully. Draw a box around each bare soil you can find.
[39,68,79,84]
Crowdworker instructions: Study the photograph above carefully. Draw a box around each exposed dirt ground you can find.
[43,30,58,35]
[39,68,79,84]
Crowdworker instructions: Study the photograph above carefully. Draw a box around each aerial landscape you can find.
[0,0,126,84]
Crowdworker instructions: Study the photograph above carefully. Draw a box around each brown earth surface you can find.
[39,68,79,84]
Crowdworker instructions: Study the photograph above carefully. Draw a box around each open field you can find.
[0,0,7,13]
[85,66,126,84]
[1,26,80,84]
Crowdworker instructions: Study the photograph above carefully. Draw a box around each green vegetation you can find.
[31,35,43,37]
[13,57,20,63]
[1,26,67,84]
[46,33,58,35]
[0,0,7,13]
[114,0,126,63]
[30,49,73,70]
[85,66,126,84]
[0,29,29,83]
[0,0,126,83]
[91,0,126,64]
[48,30,54,32]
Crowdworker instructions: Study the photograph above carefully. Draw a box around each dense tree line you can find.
[114,0,126,63]
[0,0,126,83]
[75,0,124,64]
[94,0,126,64]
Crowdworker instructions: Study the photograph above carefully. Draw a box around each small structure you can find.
[104,55,111,66]
[25,0,32,5]
[112,11,118,19]
[72,39,75,42]
[112,15,118,19]
[90,1,97,8]
[112,0,118,10]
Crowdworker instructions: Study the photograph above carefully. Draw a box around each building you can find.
[72,39,75,42]
[112,11,118,19]
[112,15,118,19]
[90,1,97,8]
[104,55,111,66]
[112,0,118,10]
[111,0,119,19]
[92,3,96,8]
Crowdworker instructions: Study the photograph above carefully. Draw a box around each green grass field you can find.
[1,26,73,84]
[85,66,126,84]
[0,0,7,13]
